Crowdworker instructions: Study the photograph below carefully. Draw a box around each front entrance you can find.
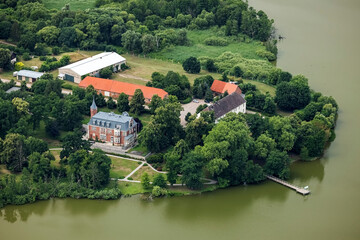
[64,74,74,82]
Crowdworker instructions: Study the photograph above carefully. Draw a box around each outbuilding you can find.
[16,70,44,83]
[59,52,126,84]
[201,92,246,123]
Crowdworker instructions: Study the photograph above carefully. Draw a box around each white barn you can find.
[58,52,126,84]
[202,92,246,123]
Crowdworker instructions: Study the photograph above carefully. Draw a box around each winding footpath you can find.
[50,148,218,186]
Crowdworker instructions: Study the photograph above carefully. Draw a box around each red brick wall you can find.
[88,125,137,146]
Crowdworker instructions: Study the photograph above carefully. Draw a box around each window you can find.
[101,128,106,134]
[107,128,112,134]
[91,126,97,131]
[100,134,106,140]
[114,137,120,143]
[111,136,114,143]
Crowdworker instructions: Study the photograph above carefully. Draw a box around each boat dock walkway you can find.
[267,175,311,195]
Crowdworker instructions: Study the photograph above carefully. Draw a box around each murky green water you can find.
[1,0,360,239]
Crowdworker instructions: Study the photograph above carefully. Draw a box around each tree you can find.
[99,67,113,79]
[166,153,180,186]
[139,101,183,152]
[204,88,214,102]
[254,134,276,160]
[0,99,18,138]
[1,134,27,172]
[278,71,292,84]
[264,150,290,179]
[60,131,90,159]
[205,59,217,72]
[181,151,204,190]
[141,172,151,189]
[0,48,11,70]
[10,21,20,42]
[233,66,243,77]
[107,97,116,109]
[182,57,200,74]
[52,46,60,55]
[148,94,163,114]
[221,72,228,82]
[37,26,60,46]
[117,93,130,113]
[121,30,142,53]
[185,117,210,148]
[275,75,311,111]
[28,152,53,182]
[130,89,145,115]
[25,136,48,156]
[141,34,156,54]
[152,174,167,188]
[268,116,296,151]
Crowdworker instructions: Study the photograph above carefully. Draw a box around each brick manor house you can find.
[87,98,138,148]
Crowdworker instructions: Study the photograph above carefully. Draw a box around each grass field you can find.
[149,29,267,63]
[131,166,160,181]
[43,0,96,10]
[109,156,140,179]
[121,53,222,85]
[117,182,148,195]
[50,150,62,168]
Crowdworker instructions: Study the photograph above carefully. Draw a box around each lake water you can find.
[1,0,360,239]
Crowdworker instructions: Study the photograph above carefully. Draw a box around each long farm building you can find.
[79,76,168,103]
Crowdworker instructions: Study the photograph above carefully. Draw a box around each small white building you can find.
[16,70,44,83]
[58,52,126,84]
[201,92,246,123]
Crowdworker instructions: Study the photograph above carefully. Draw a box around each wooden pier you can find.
[267,175,311,195]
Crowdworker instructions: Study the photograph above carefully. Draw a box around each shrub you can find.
[128,177,133,180]
[152,174,167,188]
[147,153,164,164]
[52,46,60,55]
[61,83,73,90]
[22,52,31,61]
[180,97,192,104]
[205,59,217,72]
[204,36,229,46]
[39,56,47,61]
[152,186,168,197]
[196,104,208,114]
[256,49,276,61]
[14,62,24,71]
[99,67,113,78]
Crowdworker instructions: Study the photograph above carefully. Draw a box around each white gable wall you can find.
[215,102,246,123]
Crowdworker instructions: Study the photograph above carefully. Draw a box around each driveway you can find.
[180,99,206,126]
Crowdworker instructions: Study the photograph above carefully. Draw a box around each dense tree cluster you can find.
[147,71,191,100]
[0,0,273,59]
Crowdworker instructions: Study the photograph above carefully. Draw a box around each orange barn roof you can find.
[210,79,241,94]
[79,76,168,99]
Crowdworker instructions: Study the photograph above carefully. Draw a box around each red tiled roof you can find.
[79,76,168,99]
[210,79,241,94]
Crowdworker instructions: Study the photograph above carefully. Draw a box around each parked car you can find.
[193,99,199,103]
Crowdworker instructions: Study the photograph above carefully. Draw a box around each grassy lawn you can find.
[117,182,148,195]
[32,121,67,148]
[243,79,276,96]
[121,53,222,85]
[50,150,61,168]
[43,0,96,10]
[149,29,266,63]
[109,156,140,179]
[127,144,149,156]
[131,165,161,181]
